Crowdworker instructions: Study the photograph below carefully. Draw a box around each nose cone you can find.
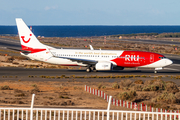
[166,59,173,66]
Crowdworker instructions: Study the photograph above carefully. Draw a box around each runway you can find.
[0,64,179,77]
[0,37,21,49]
[110,38,180,46]
[0,37,180,79]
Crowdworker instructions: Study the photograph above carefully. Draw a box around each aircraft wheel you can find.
[92,67,97,72]
[86,68,91,72]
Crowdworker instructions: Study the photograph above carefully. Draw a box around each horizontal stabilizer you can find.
[6,47,31,53]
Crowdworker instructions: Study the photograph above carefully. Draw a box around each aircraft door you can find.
[150,54,154,62]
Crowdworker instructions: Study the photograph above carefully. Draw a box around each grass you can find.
[134,80,144,84]
[31,84,37,87]
[15,93,25,97]
[25,75,180,80]
[0,85,11,90]
[59,96,70,99]
[112,83,120,89]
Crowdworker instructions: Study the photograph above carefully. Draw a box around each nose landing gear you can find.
[154,67,163,73]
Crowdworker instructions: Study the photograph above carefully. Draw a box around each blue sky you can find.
[0,0,180,25]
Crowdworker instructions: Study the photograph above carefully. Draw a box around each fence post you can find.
[177,110,179,119]
[85,85,86,91]
[107,96,112,120]
[30,94,35,120]
[127,101,128,108]
[134,103,137,110]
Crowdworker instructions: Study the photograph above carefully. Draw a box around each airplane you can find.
[15,18,173,73]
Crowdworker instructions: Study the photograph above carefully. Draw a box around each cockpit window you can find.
[159,57,166,59]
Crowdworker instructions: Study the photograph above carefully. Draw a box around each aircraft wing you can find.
[55,56,98,65]
[48,48,98,65]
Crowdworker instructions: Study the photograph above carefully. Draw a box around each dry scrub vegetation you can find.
[98,79,180,110]
[0,79,180,110]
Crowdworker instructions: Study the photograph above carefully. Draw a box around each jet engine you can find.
[95,62,113,70]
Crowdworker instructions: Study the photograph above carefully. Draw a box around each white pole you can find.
[107,96,112,120]
[30,94,35,120]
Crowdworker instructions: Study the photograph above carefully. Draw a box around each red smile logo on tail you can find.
[21,34,32,43]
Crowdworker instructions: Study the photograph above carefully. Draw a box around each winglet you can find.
[89,45,94,50]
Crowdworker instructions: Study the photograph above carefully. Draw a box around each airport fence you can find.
[0,94,180,120]
[1,107,180,120]
[85,85,180,118]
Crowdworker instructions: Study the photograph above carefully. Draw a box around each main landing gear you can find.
[86,66,97,72]
[86,68,91,72]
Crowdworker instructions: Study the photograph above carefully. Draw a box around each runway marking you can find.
[0,39,19,43]
[164,68,180,71]
[170,64,180,66]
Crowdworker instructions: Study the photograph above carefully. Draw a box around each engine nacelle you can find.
[95,62,113,70]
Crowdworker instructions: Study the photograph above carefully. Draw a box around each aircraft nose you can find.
[166,59,173,65]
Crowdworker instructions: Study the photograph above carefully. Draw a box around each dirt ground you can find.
[0,78,180,112]
[0,80,135,111]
